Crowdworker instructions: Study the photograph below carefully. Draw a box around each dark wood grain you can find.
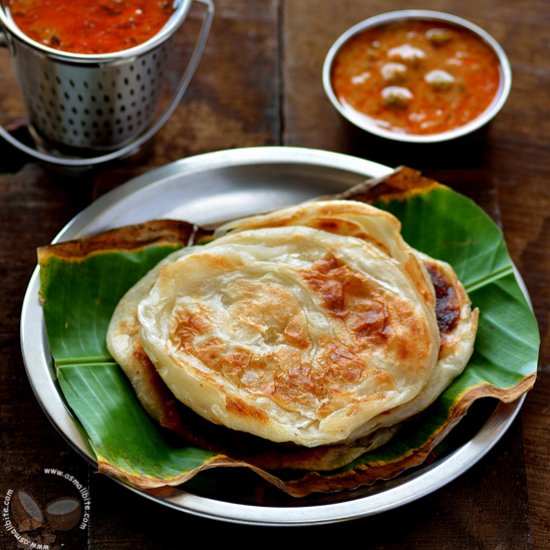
[1,0,548,548]
[0,166,93,549]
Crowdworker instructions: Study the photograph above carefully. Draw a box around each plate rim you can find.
[19,145,526,526]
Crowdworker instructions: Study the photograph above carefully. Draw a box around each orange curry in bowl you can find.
[330,19,502,136]
[4,0,175,54]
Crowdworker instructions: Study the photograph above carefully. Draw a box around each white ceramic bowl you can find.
[322,10,512,143]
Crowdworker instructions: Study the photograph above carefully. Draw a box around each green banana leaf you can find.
[37,168,539,497]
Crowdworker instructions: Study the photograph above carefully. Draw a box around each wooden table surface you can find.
[1,0,548,548]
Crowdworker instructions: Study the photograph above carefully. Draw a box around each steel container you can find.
[0,0,214,167]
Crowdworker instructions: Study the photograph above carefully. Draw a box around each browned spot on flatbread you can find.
[300,253,431,367]
[171,307,213,346]
[423,260,461,336]
[300,254,391,342]
[225,395,270,423]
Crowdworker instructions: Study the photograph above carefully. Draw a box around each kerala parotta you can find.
[106,199,477,455]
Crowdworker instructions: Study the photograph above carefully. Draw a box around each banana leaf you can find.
[37,167,539,497]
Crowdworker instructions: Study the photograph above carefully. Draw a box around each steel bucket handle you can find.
[0,0,214,168]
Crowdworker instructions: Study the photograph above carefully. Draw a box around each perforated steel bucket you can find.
[0,0,213,167]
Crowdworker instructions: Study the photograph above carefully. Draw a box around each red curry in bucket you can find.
[4,0,175,54]
[330,20,502,136]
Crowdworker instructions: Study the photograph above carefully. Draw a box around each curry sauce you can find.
[5,0,174,54]
[331,20,502,135]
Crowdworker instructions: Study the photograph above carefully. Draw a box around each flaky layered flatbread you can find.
[106,199,477,463]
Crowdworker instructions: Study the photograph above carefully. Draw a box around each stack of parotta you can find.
[106,199,478,470]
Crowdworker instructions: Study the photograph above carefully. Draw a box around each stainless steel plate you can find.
[20,146,525,526]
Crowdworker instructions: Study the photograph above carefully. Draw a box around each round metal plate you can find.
[20,146,525,526]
